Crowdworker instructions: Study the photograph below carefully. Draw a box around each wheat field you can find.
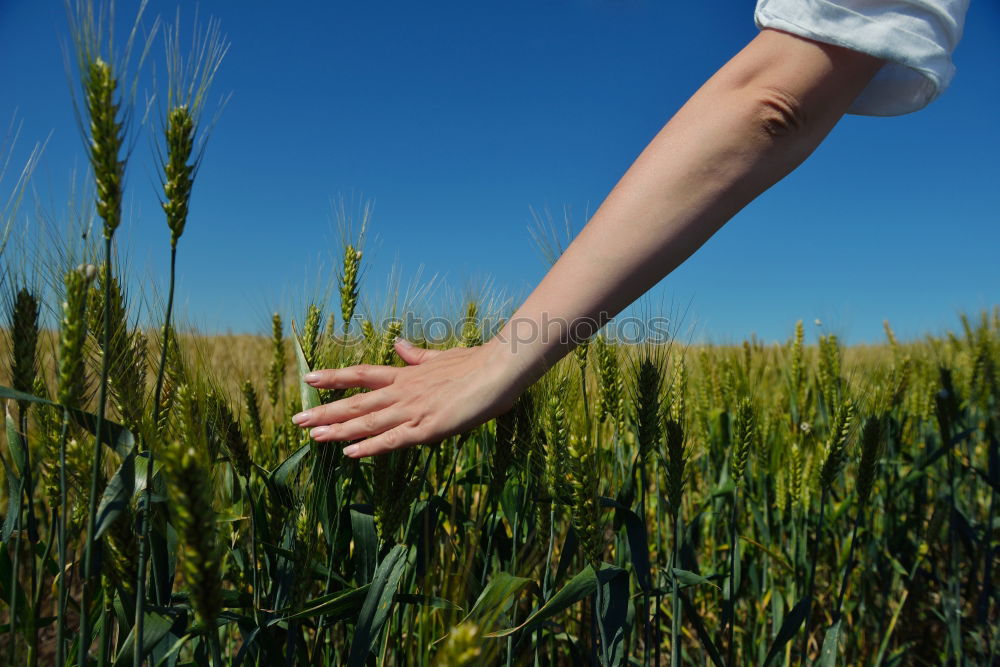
[0,2,997,666]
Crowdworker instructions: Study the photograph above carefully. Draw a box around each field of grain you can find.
[1,2,997,666]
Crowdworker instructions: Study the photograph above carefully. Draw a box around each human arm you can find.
[293,28,884,457]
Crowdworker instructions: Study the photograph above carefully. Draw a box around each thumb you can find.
[394,337,442,365]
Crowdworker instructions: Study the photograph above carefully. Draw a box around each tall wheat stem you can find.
[80,235,113,666]
[934,373,963,662]
[240,474,260,624]
[654,473,664,667]
[20,407,39,667]
[56,412,70,667]
[799,487,827,661]
[9,489,22,667]
[727,493,739,664]
[670,511,682,665]
[983,466,997,666]
[639,463,650,667]
[27,508,56,667]
[832,510,862,622]
[945,417,962,664]
[504,481,526,667]
[133,246,176,666]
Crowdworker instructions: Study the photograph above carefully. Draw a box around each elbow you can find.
[752,85,808,139]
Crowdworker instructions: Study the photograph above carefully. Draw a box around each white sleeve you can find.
[754,0,970,116]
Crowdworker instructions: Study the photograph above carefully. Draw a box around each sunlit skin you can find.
[292,29,884,458]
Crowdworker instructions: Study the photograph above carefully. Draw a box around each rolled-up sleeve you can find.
[755,0,970,116]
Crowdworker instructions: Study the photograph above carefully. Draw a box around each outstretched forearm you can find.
[297,29,883,457]
[485,29,883,392]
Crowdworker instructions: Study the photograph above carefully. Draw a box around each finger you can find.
[310,407,407,443]
[342,423,423,458]
[304,365,399,390]
[394,337,443,366]
[292,389,395,427]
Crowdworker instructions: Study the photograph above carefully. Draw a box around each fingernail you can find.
[292,411,309,425]
[304,372,320,383]
[394,336,412,348]
[310,426,329,438]
[343,444,359,457]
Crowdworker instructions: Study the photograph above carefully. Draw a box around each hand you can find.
[291,338,519,458]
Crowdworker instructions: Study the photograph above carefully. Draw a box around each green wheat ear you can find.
[544,375,571,503]
[510,390,545,487]
[267,313,285,408]
[324,312,337,341]
[33,377,61,503]
[669,357,687,425]
[242,380,264,442]
[818,333,843,405]
[436,622,485,666]
[163,105,194,246]
[9,286,40,402]
[820,400,855,492]
[379,319,403,366]
[635,356,664,466]
[856,415,886,506]
[731,397,755,487]
[103,498,138,597]
[790,319,805,406]
[57,266,94,410]
[789,443,804,507]
[774,467,788,512]
[569,432,603,570]
[594,336,623,429]
[361,318,377,353]
[664,418,686,519]
[373,447,420,543]
[340,244,362,334]
[208,390,252,479]
[303,303,322,369]
[883,319,900,359]
[163,432,222,631]
[156,325,186,435]
[460,301,482,348]
[84,58,125,238]
[573,337,589,372]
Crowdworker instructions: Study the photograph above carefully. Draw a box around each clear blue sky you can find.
[2,1,998,344]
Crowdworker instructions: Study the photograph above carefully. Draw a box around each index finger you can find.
[304,364,399,390]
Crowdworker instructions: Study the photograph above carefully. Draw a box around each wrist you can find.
[482,323,558,397]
